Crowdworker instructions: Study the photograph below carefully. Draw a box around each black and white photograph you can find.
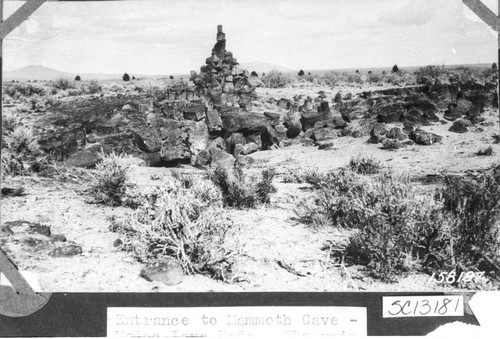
[1,0,499,301]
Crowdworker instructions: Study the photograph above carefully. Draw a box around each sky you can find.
[2,0,498,75]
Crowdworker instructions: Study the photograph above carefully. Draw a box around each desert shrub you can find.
[106,83,125,93]
[52,78,75,91]
[318,72,344,86]
[348,155,382,175]
[67,88,84,96]
[144,82,170,101]
[3,126,39,156]
[87,152,134,206]
[346,72,363,85]
[1,150,25,176]
[111,179,240,281]
[342,173,446,281]
[437,166,500,272]
[85,80,102,94]
[75,75,81,81]
[282,168,325,185]
[207,164,276,208]
[1,111,19,134]
[295,170,451,281]
[392,64,399,73]
[123,73,131,81]
[367,72,382,84]
[261,70,293,88]
[476,146,494,156]
[3,83,46,99]
[295,169,369,228]
[414,65,447,84]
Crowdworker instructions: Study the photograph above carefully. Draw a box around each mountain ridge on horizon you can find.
[2,62,296,81]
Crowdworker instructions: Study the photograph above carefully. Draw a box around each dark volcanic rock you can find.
[300,110,331,131]
[50,234,67,242]
[220,107,267,132]
[242,142,259,155]
[284,110,302,138]
[409,129,443,145]
[195,150,212,167]
[28,223,51,237]
[369,123,387,144]
[386,127,407,140]
[317,142,334,150]
[235,155,255,167]
[382,139,402,149]
[183,103,206,121]
[402,107,430,126]
[140,258,183,286]
[48,244,83,257]
[444,105,463,121]
[66,150,101,168]
[210,148,235,167]
[377,103,404,123]
[341,109,365,123]
[311,127,338,142]
[448,119,471,133]
[206,109,223,132]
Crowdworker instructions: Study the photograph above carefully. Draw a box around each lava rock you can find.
[385,127,407,140]
[195,150,212,167]
[382,139,402,149]
[448,119,471,133]
[50,234,67,242]
[235,155,255,167]
[369,123,387,144]
[377,103,404,123]
[140,258,183,286]
[28,223,51,237]
[409,129,443,145]
[242,142,259,155]
[48,244,83,257]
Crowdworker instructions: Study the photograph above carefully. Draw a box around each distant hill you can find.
[3,65,74,81]
[2,65,167,81]
[239,61,294,74]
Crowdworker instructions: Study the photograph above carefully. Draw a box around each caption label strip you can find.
[107,306,367,338]
[382,295,464,318]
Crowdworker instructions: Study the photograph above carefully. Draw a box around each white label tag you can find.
[382,295,464,318]
[107,306,367,338]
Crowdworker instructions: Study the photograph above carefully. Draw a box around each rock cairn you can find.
[190,25,256,109]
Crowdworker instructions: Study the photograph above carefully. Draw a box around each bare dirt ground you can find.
[2,91,498,292]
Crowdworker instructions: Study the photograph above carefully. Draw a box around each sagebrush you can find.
[111,178,241,281]
[207,164,277,208]
[87,152,135,206]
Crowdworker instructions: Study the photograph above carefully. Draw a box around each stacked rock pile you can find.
[189,25,257,109]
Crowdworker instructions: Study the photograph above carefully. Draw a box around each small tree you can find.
[132,76,136,80]
[492,63,498,72]
[298,69,305,76]
[122,73,130,81]
[169,75,174,80]
[392,64,399,73]
[75,75,81,81]
[250,71,258,77]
